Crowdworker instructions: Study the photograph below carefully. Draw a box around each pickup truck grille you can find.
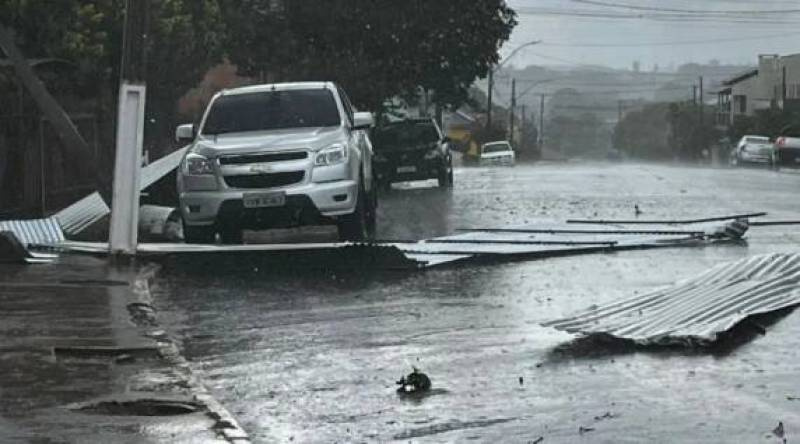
[224,172,305,189]
[219,151,308,165]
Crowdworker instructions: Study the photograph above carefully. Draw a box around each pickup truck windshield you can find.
[202,89,341,135]
[374,121,440,150]
[483,144,511,154]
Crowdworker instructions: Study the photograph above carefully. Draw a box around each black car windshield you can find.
[202,89,341,135]
[374,121,440,150]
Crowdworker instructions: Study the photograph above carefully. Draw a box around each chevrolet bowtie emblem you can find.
[249,164,273,174]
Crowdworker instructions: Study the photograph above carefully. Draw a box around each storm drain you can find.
[73,398,204,416]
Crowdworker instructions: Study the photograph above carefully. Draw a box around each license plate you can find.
[397,166,417,173]
[243,192,286,208]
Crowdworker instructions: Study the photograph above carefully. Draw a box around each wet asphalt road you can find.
[155,161,800,443]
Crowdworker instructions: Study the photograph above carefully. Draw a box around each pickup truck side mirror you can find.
[352,112,374,131]
[175,124,195,144]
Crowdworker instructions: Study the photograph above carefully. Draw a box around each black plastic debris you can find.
[396,367,432,395]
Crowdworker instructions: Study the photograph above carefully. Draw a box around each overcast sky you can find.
[504,0,800,71]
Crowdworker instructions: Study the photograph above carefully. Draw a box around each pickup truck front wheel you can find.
[337,181,373,241]
[184,223,216,244]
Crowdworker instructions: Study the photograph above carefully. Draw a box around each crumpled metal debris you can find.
[543,253,800,347]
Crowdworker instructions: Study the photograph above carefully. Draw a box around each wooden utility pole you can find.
[539,94,545,148]
[783,66,788,107]
[520,105,526,148]
[509,78,516,145]
[692,85,698,105]
[699,76,704,127]
[487,70,494,130]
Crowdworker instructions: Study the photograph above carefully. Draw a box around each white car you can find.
[733,135,773,165]
[175,82,377,243]
[480,141,516,166]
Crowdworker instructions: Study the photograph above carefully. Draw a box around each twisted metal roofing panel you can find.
[54,192,110,236]
[0,218,64,246]
[543,253,800,346]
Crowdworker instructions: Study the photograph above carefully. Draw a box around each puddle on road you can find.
[73,399,203,416]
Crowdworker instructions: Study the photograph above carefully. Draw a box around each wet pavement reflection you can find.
[155,162,800,443]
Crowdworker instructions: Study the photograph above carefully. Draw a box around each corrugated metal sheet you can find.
[0,231,57,263]
[543,253,800,346]
[140,146,188,190]
[54,192,111,236]
[0,218,65,247]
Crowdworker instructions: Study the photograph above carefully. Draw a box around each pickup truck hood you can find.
[191,127,345,157]
[377,142,438,154]
[481,151,514,159]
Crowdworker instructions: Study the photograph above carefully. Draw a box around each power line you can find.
[515,7,800,24]
[537,31,800,48]
[570,0,800,15]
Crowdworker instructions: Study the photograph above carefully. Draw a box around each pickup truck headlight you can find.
[424,148,442,160]
[183,153,214,175]
[314,144,347,166]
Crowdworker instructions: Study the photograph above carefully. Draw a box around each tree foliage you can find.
[614,102,720,160]
[2,0,516,145]
[548,113,607,156]
[221,0,516,111]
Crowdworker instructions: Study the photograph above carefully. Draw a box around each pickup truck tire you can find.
[184,224,216,244]
[337,180,370,241]
[438,162,453,188]
[447,159,454,186]
[219,223,244,244]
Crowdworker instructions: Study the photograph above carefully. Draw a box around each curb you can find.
[131,264,251,443]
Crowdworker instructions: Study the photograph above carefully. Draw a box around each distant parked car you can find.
[372,118,454,189]
[773,127,800,168]
[480,141,515,166]
[732,135,773,166]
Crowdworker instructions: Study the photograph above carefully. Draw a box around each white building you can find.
[717,53,800,126]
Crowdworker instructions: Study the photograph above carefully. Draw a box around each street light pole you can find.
[486,40,541,130]
[487,70,494,130]
[510,78,517,145]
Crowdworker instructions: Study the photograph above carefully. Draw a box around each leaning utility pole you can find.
[109,0,149,255]
[509,78,516,145]
[0,24,99,206]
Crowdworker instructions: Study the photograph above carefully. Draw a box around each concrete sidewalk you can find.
[0,255,246,443]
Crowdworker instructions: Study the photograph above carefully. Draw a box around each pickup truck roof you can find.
[220,82,335,96]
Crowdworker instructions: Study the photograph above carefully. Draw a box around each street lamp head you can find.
[496,40,541,71]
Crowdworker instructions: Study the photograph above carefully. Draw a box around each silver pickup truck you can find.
[175,82,377,243]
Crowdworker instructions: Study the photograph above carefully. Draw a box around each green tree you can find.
[1,0,227,151]
[222,0,516,112]
[613,103,672,159]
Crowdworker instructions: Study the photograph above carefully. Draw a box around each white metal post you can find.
[109,83,146,254]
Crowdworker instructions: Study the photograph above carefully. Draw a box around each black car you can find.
[372,118,454,189]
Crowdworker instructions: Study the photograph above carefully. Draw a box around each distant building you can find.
[717,53,800,126]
